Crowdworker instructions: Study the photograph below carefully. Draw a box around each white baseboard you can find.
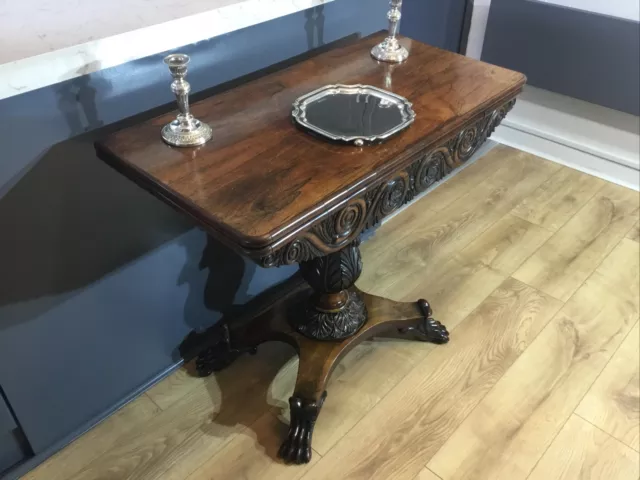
[493,86,640,191]
[493,125,639,191]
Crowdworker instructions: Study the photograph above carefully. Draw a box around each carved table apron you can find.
[95,33,524,464]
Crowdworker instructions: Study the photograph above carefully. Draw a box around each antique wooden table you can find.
[95,32,524,464]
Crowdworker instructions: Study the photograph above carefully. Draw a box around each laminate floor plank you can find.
[146,366,208,411]
[458,213,553,276]
[575,321,640,451]
[185,410,320,480]
[415,467,442,480]
[513,183,639,302]
[511,166,605,231]
[300,278,562,480]
[67,343,296,480]
[360,146,559,299]
[26,148,639,480]
[527,415,639,480]
[272,336,432,457]
[428,238,640,480]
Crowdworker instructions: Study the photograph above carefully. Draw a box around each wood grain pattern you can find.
[146,367,208,411]
[185,411,320,480]
[26,149,640,480]
[311,161,555,456]
[301,278,562,480]
[527,415,639,480]
[260,318,431,458]
[391,255,505,329]
[359,146,559,298]
[95,33,524,257]
[67,343,295,480]
[513,183,639,301]
[308,339,428,455]
[458,213,553,276]
[511,166,605,231]
[428,238,640,480]
[576,320,640,451]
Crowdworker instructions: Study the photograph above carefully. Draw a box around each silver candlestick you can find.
[161,53,212,147]
[371,0,409,63]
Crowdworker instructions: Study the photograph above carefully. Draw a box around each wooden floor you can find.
[25,145,640,480]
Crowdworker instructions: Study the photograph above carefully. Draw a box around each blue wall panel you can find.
[402,0,468,52]
[0,0,468,475]
[483,0,640,115]
[0,0,388,468]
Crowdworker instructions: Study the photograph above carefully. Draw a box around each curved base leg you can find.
[193,323,258,377]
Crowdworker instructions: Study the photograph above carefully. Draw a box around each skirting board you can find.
[491,86,639,191]
[493,125,640,191]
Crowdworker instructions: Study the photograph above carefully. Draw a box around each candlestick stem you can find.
[371,0,409,63]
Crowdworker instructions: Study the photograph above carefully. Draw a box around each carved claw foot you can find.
[278,392,326,464]
[398,299,450,345]
[417,317,450,344]
[194,323,257,377]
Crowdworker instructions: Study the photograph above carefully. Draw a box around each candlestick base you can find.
[371,38,409,63]
[161,115,212,147]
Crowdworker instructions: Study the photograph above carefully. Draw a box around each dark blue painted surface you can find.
[482,0,640,115]
[0,0,467,476]
[0,0,390,474]
[402,0,469,52]
[0,394,26,477]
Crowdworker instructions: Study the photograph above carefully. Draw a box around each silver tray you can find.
[291,84,416,146]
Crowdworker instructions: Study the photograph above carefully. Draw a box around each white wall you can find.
[465,0,491,59]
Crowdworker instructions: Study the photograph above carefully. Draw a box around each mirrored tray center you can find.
[292,85,416,146]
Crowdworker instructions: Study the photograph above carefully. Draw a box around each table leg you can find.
[189,241,450,464]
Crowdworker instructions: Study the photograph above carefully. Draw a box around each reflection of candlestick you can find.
[383,63,397,89]
[371,0,409,63]
[161,53,212,147]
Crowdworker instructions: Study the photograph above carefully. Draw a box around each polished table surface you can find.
[96,32,525,261]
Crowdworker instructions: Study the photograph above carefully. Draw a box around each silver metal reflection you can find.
[161,53,212,147]
[371,0,409,63]
[291,84,415,146]
[383,63,397,90]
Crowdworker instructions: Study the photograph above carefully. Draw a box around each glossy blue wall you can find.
[0,2,391,474]
[483,0,640,115]
[0,0,466,476]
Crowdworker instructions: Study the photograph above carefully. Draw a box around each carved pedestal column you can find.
[295,242,367,340]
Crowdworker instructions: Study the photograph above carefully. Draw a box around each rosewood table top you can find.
[95,32,525,264]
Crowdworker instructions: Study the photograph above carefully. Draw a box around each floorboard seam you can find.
[573,410,640,453]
